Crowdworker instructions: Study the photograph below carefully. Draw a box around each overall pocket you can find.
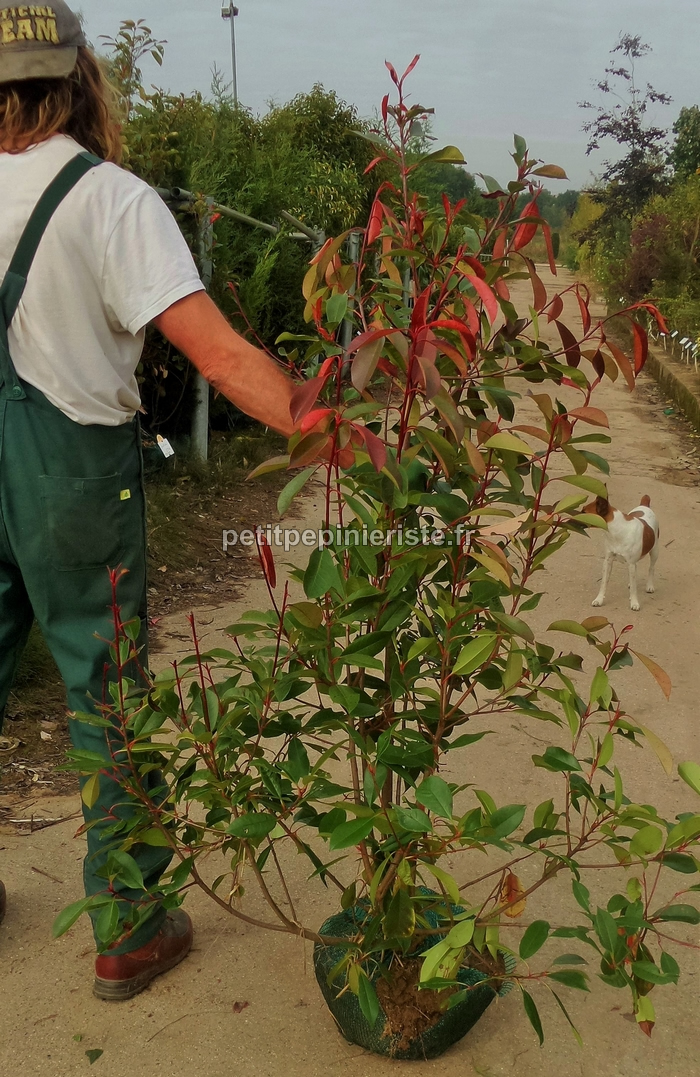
[40,473,125,571]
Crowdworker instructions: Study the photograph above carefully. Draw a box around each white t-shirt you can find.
[0,134,205,426]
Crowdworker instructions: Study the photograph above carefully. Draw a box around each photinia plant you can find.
[61,61,700,1052]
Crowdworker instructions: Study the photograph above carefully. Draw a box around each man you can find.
[0,2,299,999]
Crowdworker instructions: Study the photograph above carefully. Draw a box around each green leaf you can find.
[247,454,290,480]
[679,761,700,796]
[226,813,277,841]
[661,852,698,874]
[491,612,534,642]
[572,880,591,913]
[394,807,432,833]
[52,897,94,938]
[550,990,583,1047]
[513,133,528,161]
[86,1050,104,1065]
[522,989,544,1046]
[329,816,376,851]
[519,920,550,960]
[652,903,700,924]
[453,633,498,676]
[422,145,466,164]
[277,466,316,517]
[631,959,676,985]
[415,775,453,819]
[358,974,381,1028]
[551,953,587,965]
[423,863,460,905]
[548,969,589,991]
[488,803,526,838]
[547,619,588,637]
[140,828,172,847]
[384,888,415,938]
[445,918,475,947]
[109,851,145,891]
[326,292,349,324]
[533,164,568,180]
[485,432,536,456]
[95,901,119,944]
[532,747,582,773]
[81,772,101,809]
[303,548,343,599]
[419,939,452,982]
[533,799,555,830]
[558,474,608,498]
[629,825,663,858]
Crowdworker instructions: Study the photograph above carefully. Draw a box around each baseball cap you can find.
[0,3,86,84]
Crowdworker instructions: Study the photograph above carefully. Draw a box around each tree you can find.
[579,35,671,238]
[669,105,700,179]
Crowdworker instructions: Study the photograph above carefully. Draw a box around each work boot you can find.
[93,909,193,1000]
[0,880,6,924]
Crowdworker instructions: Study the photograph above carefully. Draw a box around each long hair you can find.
[0,48,122,162]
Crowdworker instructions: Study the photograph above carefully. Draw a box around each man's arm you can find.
[153,291,297,437]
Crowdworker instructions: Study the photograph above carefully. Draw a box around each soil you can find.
[377,958,455,1051]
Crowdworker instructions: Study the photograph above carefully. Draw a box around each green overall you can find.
[0,152,171,953]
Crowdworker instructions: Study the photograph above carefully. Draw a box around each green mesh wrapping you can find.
[313,904,514,1061]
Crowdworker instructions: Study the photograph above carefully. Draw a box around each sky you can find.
[75,0,700,190]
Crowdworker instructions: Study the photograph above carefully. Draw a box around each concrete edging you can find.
[645,345,700,433]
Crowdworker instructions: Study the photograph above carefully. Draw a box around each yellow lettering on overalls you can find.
[34,15,57,42]
[17,5,28,15]
[15,16,32,38]
[1,19,15,42]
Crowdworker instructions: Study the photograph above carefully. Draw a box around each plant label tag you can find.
[157,435,175,459]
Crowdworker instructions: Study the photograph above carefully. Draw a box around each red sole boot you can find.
[93,909,193,1001]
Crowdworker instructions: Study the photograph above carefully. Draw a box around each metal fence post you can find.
[192,200,215,461]
[340,232,360,352]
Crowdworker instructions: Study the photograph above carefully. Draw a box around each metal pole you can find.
[221,3,239,106]
[340,232,360,352]
[230,6,238,106]
[192,200,215,461]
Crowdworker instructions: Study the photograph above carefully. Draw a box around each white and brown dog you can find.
[586,494,659,611]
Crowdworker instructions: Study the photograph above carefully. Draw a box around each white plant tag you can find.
[157,435,175,459]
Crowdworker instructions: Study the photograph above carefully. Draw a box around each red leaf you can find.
[366,200,384,245]
[605,337,636,391]
[381,93,390,122]
[319,355,338,377]
[385,60,400,85]
[461,255,486,279]
[415,353,442,399]
[310,237,333,267]
[289,432,330,467]
[568,406,609,428]
[400,54,421,83]
[411,285,431,330]
[639,1021,654,1039]
[465,273,499,324]
[257,534,277,590]
[300,407,334,434]
[461,297,480,335]
[346,327,396,354]
[290,377,326,425]
[546,294,564,323]
[630,320,649,374]
[351,338,383,393]
[364,156,384,175]
[357,425,387,472]
[631,301,669,335]
[492,229,508,261]
[555,320,582,367]
[494,277,510,301]
[523,257,547,312]
[542,222,557,273]
[512,198,540,251]
[576,284,591,334]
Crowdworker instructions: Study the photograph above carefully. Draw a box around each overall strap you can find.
[0,151,102,328]
[0,150,102,399]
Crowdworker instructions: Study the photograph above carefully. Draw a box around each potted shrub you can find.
[58,61,700,1059]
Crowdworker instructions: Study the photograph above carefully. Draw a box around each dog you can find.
[585,494,659,611]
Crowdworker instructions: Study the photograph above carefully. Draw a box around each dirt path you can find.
[2,269,700,1077]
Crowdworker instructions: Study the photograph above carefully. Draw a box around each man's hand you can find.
[153,291,297,437]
